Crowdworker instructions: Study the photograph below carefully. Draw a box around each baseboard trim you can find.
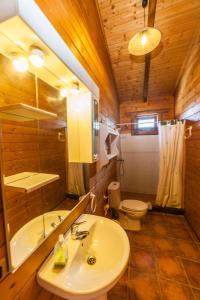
[151,205,184,215]
[66,193,80,200]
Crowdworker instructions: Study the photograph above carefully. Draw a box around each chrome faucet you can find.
[71,221,89,240]
[58,215,64,222]
[51,222,57,229]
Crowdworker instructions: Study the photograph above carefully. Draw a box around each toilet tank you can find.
[108,181,121,208]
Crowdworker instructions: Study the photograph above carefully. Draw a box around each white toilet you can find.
[108,181,148,231]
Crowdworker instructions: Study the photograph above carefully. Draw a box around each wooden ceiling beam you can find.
[143,0,157,102]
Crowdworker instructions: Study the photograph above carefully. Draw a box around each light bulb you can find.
[12,55,29,72]
[141,32,147,45]
[29,47,44,68]
[71,88,79,95]
[61,77,68,84]
[71,75,77,81]
[60,87,68,97]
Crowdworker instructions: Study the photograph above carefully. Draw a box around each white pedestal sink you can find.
[37,214,130,300]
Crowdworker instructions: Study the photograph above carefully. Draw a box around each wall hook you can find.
[58,131,66,142]
[185,126,192,139]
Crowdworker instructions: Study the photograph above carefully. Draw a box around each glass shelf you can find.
[0,103,57,122]
[4,172,60,193]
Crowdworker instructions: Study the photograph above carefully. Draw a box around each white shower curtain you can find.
[68,163,85,196]
[155,121,185,208]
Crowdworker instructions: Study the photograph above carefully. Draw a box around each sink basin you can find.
[37,214,130,300]
[10,210,70,270]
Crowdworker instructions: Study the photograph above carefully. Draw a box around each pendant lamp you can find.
[128,0,161,56]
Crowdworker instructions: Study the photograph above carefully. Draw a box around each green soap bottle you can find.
[54,234,68,267]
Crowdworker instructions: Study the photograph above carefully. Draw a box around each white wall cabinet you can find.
[67,91,99,163]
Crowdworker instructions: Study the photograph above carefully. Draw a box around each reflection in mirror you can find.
[0,176,8,280]
[0,13,99,275]
[67,93,99,197]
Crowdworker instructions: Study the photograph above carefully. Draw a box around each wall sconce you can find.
[71,82,79,95]
[59,82,81,98]
[12,53,29,73]
[11,46,45,73]
[29,46,45,68]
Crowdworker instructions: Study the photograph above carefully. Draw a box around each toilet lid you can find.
[121,200,148,212]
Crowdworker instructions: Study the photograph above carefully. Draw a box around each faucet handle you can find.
[73,220,86,226]
[71,224,79,237]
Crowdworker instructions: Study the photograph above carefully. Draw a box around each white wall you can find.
[119,134,159,194]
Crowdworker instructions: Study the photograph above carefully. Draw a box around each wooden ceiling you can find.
[97,0,200,102]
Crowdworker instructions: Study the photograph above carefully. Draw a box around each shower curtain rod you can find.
[116,120,184,126]
[116,121,192,139]
[116,121,159,126]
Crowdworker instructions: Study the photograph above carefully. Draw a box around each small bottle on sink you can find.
[54,234,68,267]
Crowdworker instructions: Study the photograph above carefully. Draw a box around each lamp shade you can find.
[128,27,161,56]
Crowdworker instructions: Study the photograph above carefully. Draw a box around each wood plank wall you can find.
[89,159,117,216]
[175,33,200,239]
[0,191,6,273]
[120,96,175,133]
[0,0,119,298]
[175,33,200,120]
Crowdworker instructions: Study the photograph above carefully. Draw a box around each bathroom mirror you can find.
[0,6,99,274]
[0,63,64,272]
[0,51,96,273]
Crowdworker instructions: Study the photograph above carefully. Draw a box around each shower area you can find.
[117,117,186,209]
[118,134,159,204]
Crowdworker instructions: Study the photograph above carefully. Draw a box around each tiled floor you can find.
[108,213,200,300]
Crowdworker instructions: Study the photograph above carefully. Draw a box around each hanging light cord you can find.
[144,6,146,27]
[142,0,148,27]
